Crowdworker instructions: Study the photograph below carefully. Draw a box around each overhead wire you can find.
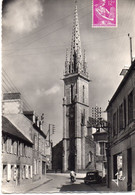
[2,68,33,111]
[3,2,90,49]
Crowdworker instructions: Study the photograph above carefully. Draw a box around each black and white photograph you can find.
[1,0,135,193]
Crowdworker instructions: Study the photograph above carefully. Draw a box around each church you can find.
[52,2,108,174]
[62,1,96,172]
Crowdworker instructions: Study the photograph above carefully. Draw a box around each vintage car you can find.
[84,171,102,184]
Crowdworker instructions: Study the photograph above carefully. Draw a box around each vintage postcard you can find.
[1,0,135,193]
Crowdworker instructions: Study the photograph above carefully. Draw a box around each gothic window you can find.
[71,85,73,102]
[83,85,85,103]
[128,91,133,124]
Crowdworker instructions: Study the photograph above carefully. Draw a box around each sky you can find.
[2,0,135,145]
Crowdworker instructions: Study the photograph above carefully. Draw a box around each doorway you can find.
[127,148,132,191]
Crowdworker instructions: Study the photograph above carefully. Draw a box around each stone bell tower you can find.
[62,1,90,172]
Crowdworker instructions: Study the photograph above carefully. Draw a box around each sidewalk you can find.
[2,175,52,194]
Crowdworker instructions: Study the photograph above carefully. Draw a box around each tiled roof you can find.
[2,114,33,143]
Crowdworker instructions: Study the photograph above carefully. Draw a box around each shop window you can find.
[113,153,123,180]
[128,91,133,124]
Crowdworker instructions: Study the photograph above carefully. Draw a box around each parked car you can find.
[84,171,102,184]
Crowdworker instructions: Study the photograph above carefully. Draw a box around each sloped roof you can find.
[2,114,33,143]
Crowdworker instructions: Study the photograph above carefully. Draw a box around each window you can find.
[3,165,7,181]
[7,138,11,153]
[13,141,17,155]
[124,98,127,128]
[2,136,6,153]
[83,85,85,103]
[11,140,14,154]
[89,152,92,162]
[34,135,38,150]
[34,159,36,175]
[20,143,23,156]
[119,103,123,131]
[7,164,11,181]
[22,166,25,179]
[113,112,117,136]
[113,153,123,180]
[99,142,105,155]
[71,85,73,102]
[11,165,14,181]
[128,91,133,124]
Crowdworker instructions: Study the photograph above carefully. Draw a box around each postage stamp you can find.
[92,0,117,27]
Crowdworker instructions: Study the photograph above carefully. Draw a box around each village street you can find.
[28,173,109,193]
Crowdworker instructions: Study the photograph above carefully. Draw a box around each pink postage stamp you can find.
[92,0,117,27]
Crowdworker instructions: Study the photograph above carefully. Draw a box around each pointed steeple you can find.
[70,0,82,73]
[64,0,88,78]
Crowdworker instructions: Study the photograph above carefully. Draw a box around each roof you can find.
[2,116,33,144]
[2,114,33,143]
[106,60,135,111]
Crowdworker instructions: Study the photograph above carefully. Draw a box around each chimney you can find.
[2,92,23,114]
[23,111,36,123]
[120,65,129,76]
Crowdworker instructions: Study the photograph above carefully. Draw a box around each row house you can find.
[106,60,135,191]
[24,111,47,180]
[2,92,47,190]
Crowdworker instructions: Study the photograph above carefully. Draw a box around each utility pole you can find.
[128,33,133,65]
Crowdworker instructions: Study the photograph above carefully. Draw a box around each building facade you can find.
[106,60,135,191]
[88,117,108,179]
[2,116,33,187]
[62,2,95,172]
[2,92,47,189]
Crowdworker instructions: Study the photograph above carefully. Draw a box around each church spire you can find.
[70,0,82,73]
[64,0,88,78]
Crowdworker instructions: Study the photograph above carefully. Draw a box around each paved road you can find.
[28,174,109,193]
